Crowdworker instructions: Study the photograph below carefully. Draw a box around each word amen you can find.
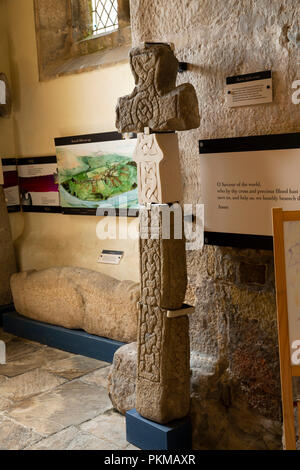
[104,455,196,466]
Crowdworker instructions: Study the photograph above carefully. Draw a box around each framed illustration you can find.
[1,158,20,212]
[199,132,300,250]
[18,156,60,213]
[54,132,138,216]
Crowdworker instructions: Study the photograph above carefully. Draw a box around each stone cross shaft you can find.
[116,43,200,424]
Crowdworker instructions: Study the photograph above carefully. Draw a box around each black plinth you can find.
[0,304,15,326]
[3,311,124,363]
[126,408,192,450]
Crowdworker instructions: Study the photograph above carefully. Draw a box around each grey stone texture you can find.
[137,307,190,423]
[116,43,200,133]
[139,205,187,310]
[135,204,190,423]
[108,342,137,415]
[11,266,140,343]
[126,0,300,448]
[0,185,16,306]
[0,328,136,450]
[108,342,282,450]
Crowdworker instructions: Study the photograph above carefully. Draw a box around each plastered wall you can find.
[2,0,139,282]
[0,0,15,157]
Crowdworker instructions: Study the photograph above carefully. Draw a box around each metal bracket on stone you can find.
[167,303,195,318]
[178,62,188,73]
[0,340,6,364]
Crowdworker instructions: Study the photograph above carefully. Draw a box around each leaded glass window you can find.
[92,0,119,35]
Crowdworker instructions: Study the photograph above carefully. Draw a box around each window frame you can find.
[34,0,131,81]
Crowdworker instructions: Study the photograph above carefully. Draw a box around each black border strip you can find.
[55,131,137,147]
[7,205,21,213]
[199,132,300,154]
[102,250,124,255]
[17,156,57,165]
[226,70,271,85]
[2,158,17,166]
[22,206,61,214]
[62,207,139,217]
[204,231,273,250]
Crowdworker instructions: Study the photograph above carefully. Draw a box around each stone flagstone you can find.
[5,338,42,362]
[42,354,107,380]
[80,410,128,449]
[0,346,71,377]
[0,415,42,450]
[25,425,119,450]
[0,368,67,401]
[79,365,112,388]
[6,380,113,436]
[0,396,13,412]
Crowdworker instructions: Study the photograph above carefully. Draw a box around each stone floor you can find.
[0,328,138,450]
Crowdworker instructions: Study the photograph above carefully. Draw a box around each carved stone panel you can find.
[136,302,190,424]
[139,204,187,311]
[116,43,200,133]
[133,132,183,205]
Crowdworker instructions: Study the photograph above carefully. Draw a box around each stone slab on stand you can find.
[126,408,191,450]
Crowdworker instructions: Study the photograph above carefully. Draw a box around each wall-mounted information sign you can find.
[225,70,272,107]
[18,156,60,213]
[55,132,138,217]
[2,158,20,212]
[199,133,300,250]
[98,250,124,265]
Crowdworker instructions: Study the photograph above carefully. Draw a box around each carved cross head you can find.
[116,42,200,133]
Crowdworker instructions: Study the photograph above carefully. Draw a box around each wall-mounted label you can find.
[98,250,124,265]
[18,156,60,213]
[0,80,6,105]
[225,70,272,107]
[2,158,20,212]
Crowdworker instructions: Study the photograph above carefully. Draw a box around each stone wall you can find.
[130,0,300,449]
[0,187,17,306]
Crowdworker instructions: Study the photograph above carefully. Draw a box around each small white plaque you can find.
[0,341,6,365]
[98,250,124,265]
[225,71,272,108]
[0,80,6,105]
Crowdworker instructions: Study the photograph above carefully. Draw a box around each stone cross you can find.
[116,43,200,134]
[116,42,199,424]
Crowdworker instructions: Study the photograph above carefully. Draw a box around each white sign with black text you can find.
[225,71,273,107]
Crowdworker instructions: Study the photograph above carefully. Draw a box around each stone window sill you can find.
[44,43,131,80]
